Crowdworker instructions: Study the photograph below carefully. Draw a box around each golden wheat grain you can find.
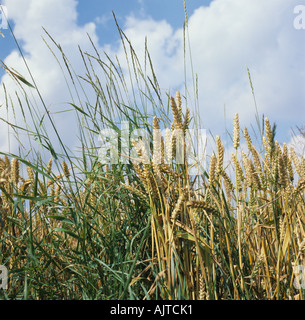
[0,165,9,179]
[233,113,240,149]
[172,193,186,220]
[171,134,177,161]
[47,158,52,176]
[170,96,182,129]
[55,184,62,203]
[169,122,178,160]
[62,160,70,179]
[152,116,162,165]
[11,158,20,186]
[137,160,157,199]
[153,115,160,130]
[216,136,224,179]
[208,154,216,187]
[160,163,179,180]
[133,163,144,183]
[165,128,173,163]
[38,179,47,196]
[290,147,300,174]
[20,180,31,194]
[301,157,305,177]
[221,170,234,202]
[198,274,205,300]
[147,169,159,199]
[250,145,261,170]
[296,178,305,193]
[27,166,35,184]
[104,164,111,180]
[61,197,69,208]
[47,179,53,188]
[176,90,182,124]
[123,182,148,203]
[278,154,288,188]
[232,153,244,189]
[279,216,286,243]
[264,117,273,147]
[251,165,261,190]
[242,152,253,187]
[263,137,272,165]
[275,141,282,158]
[4,155,10,171]
[282,143,288,162]
[47,174,64,189]
[183,108,190,135]
[186,200,218,215]
[176,90,182,110]
[271,156,279,181]
[50,184,55,198]
[152,162,165,192]
[262,153,269,178]
[286,155,294,183]
[160,135,165,164]
[250,146,266,190]
[89,184,97,208]
[243,127,252,151]
[131,139,142,158]
[132,139,150,164]
[0,157,5,168]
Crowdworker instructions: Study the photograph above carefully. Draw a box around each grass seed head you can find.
[4,156,10,171]
[11,158,20,186]
[216,136,224,178]
[62,160,70,179]
[27,166,35,184]
[264,117,274,147]
[152,116,162,165]
[208,154,216,187]
[170,96,182,129]
[47,158,53,176]
[183,108,190,135]
[233,113,240,149]
[244,127,252,151]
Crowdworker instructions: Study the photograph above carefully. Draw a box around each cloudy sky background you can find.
[0,0,304,160]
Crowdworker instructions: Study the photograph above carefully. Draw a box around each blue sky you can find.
[0,0,304,157]
[0,1,211,63]
[76,0,212,39]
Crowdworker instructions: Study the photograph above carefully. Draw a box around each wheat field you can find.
[0,91,304,299]
[0,14,304,300]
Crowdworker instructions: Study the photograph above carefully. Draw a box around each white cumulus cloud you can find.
[0,0,304,158]
[0,0,99,154]
[106,0,305,143]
